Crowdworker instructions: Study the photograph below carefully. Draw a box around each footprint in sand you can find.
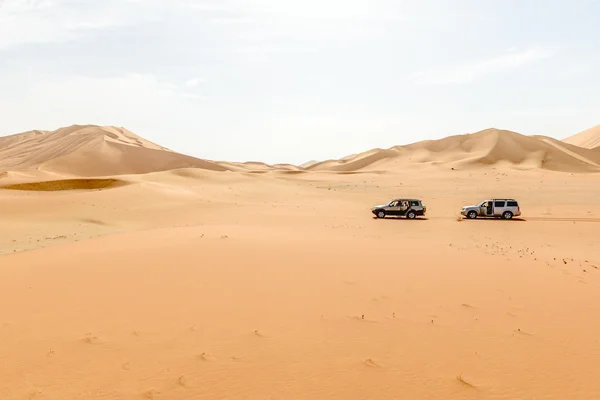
[143,389,161,399]
[81,333,100,344]
[364,358,380,368]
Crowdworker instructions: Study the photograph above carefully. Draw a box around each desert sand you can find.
[563,124,600,149]
[1,125,600,399]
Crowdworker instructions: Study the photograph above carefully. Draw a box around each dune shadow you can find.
[1,178,129,191]
[373,216,429,221]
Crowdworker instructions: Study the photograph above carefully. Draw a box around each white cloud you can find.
[209,16,255,25]
[185,78,206,88]
[412,47,557,85]
[0,0,159,50]
[0,0,54,13]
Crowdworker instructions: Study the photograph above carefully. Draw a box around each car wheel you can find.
[502,211,513,220]
[406,210,416,219]
[467,211,477,219]
[376,210,386,219]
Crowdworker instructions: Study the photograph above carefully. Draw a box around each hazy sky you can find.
[1,0,598,164]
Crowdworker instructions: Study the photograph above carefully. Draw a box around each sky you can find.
[0,0,599,164]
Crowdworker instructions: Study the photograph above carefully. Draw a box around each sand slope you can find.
[563,124,600,149]
[218,161,304,173]
[3,125,600,177]
[2,123,600,398]
[0,125,229,176]
[1,167,600,399]
[307,128,600,173]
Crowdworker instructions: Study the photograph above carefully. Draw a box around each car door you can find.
[493,200,506,216]
[480,202,489,216]
[387,200,400,215]
[398,200,410,216]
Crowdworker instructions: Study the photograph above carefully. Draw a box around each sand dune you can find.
[2,123,600,399]
[308,148,405,172]
[0,125,230,176]
[3,125,600,178]
[219,161,304,173]
[563,124,600,149]
[307,128,600,173]
[300,159,320,168]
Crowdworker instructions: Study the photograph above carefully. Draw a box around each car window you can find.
[411,201,419,206]
[507,201,518,207]
[494,201,506,207]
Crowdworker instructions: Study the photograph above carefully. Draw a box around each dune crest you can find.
[2,125,600,177]
[562,124,600,149]
[0,125,229,176]
[307,128,600,173]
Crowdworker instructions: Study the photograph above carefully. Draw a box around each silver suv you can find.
[461,199,521,220]
[372,198,426,219]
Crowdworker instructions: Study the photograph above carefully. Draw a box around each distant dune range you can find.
[1,125,599,185]
[306,127,600,173]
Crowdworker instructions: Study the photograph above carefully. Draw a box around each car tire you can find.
[502,211,513,220]
[467,211,477,219]
[376,210,386,219]
[406,210,416,219]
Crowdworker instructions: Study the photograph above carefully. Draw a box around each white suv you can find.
[461,199,521,220]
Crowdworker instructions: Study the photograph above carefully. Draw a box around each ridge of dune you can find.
[0,124,230,176]
[3,125,600,178]
[216,161,305,173]
[562,124,600,149]
[299,160,320,168]
[534,136,600,168]
[307,148,403,172]
[301,152,363,171]
[308,128,600,173]
[404,128,600,171]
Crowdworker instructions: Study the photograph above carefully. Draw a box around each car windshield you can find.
[476,201,487,207]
